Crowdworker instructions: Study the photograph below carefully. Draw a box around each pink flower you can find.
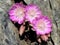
[25,4,42,23]
[9,3,26,24]
[32,15,52,35]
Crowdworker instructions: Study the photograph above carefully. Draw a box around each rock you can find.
[0,0,21,45]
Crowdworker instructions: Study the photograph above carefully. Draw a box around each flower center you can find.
[37,20,46,30]
[15,7,25,18]
[28,9,36,17]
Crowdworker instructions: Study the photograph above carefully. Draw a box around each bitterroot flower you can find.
[32,15,52,35]
[25,4,42,23]
[9,3,26,24]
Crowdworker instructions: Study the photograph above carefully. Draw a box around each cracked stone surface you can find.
[0,0,60,45]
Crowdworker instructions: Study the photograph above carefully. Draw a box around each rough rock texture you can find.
[0,1,21,45]
[0,0,60,45]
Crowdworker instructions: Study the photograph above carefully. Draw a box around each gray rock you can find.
[0,0,21,45]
